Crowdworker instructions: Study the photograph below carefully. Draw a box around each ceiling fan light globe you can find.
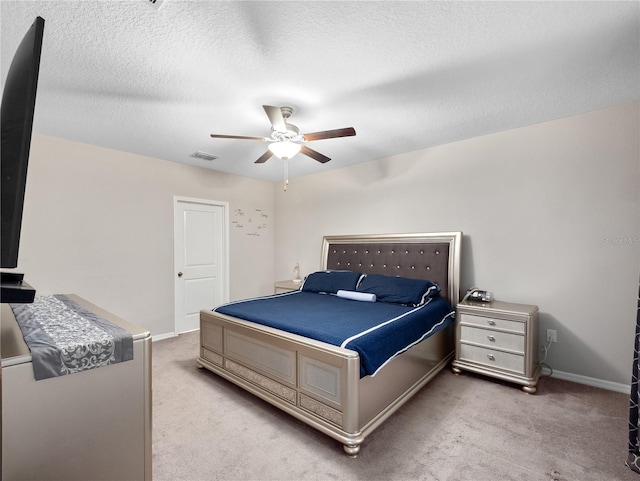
[268,141,301,160]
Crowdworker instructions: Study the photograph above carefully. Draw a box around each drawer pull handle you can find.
[487,335,496,342]
[487,320,496,326]
[487,354,496,361]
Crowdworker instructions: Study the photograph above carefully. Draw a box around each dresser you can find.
[452,300,540,393]
[274,279,302,293]
[1,295,152,480]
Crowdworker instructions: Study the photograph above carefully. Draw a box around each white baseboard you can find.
[549,369,630,395]
[152,332,177,342]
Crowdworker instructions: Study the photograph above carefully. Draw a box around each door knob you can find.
[178,272,183,277]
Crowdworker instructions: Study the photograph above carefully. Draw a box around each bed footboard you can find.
[197,309,453,456]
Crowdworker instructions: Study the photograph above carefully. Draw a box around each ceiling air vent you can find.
[144,0,166,10]
[190,151,218,161]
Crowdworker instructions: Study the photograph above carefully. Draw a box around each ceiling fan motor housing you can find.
[276,122,299,139]
[272,107,300,140]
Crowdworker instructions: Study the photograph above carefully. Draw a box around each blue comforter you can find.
[214,291,455,377]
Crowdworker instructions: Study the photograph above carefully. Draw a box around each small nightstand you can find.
[452,300,540,393]
[274,280,302,294]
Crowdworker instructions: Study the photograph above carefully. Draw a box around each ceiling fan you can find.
[210,105,356,164]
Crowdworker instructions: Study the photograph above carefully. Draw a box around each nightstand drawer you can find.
[460,313,524,333]
[460,325,524,353]
[459,344,525,374]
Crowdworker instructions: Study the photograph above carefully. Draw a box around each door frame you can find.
[173,195,230,333]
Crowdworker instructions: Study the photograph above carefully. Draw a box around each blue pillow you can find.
[301,270,362,294]
[356,274,440,306]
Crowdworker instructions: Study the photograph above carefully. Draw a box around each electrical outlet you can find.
[546,329,557,343]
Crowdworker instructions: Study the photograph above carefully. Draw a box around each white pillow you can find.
[336,290,376,303]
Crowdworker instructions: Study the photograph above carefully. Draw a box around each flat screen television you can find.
[0,16,44,302]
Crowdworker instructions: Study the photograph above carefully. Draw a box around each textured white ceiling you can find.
[1,1,638,182]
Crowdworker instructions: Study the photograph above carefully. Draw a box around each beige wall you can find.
[274,102,640,386]
[13,102,639,386]
[16,135,276,337]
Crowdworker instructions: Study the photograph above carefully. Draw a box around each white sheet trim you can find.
[213,290,300,310]
[370,310,455,377]
[339,297,435,349]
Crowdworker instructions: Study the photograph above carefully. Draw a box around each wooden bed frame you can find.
[197,232,462,456]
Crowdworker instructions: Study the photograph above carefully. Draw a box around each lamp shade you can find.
[268,141,301,160]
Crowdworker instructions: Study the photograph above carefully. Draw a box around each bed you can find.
[197,232,461,456]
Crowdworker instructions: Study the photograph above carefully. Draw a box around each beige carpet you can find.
[152,331,637,481]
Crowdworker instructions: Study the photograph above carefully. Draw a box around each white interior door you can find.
[174,197,228,333]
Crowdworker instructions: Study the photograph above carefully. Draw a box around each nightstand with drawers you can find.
[274,280,302,294]
[452,300,540,393]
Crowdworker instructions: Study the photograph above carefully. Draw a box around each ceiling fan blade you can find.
[254,150,273,164]
[300,145,331,164]
[263,105,287,132]
[210,134,266,141]
[302,127,356,142]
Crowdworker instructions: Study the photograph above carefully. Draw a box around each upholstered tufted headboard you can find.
[321,232,462,306]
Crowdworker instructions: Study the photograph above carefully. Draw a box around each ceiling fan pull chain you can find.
[283,158,289,192]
